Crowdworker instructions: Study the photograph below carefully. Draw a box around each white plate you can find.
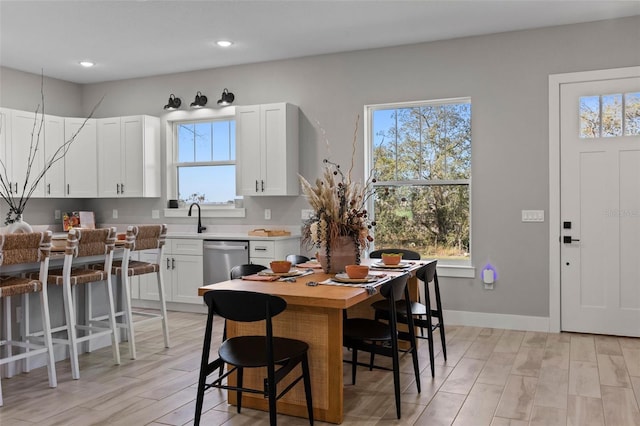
[333,273,381,284]
[258,269,305,277]
[371,261,410,269]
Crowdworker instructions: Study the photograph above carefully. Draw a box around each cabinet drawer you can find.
[249,241,275,258]
[170,239,203,256]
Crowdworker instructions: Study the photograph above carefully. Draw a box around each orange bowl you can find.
[270,260,292,273]
[381,253,402,265]
[345,264,369,279]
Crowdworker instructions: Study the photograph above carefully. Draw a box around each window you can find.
[174,119,237,205]
[579,92,640,138]
[366,98,471,264]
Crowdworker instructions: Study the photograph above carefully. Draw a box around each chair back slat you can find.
[0,231,52,265]
[416,260,438,284]
[127,224,167,251]
[67,228,116,257]
[204,290,286,322]
[230,264,267,279]
[379,273,409,303]
[369,248,421,260]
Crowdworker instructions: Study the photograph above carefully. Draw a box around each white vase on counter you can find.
[4,215,33,234]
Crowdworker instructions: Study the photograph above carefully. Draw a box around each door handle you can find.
[563,236,580,244]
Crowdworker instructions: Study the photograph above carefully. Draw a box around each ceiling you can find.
[1,1,638,85]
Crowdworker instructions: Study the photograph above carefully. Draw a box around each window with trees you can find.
[579,92,640,138]
[175,119,237,205]
[367,98,471,263]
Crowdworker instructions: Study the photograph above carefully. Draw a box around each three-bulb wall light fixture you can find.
[190,91,208,108]
[163,94,182,110]
[217,88,235,106]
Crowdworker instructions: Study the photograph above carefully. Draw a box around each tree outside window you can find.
[368,98,471,262]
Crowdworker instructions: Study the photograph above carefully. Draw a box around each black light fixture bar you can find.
[164,94,181,110]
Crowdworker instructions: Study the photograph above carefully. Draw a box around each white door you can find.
[560,76,640,336]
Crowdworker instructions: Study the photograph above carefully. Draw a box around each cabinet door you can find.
[236,105,263,195]
[121,116,144,197]
[97,117,122,197]
[11,110,46,197]
[0,109,11,193]
[171,254,203,304]
[262,104,288,195]
[43,114,66,197]
[64,118,97,197]
[135,250,162,301]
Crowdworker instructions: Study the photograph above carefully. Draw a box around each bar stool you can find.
[371,260,446,377]
[46,227,120,379]
[0,231,56,406]
[104,224,170,360]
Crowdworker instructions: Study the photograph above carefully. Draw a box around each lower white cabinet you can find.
[139,239,203,305]
[249,238,301,267]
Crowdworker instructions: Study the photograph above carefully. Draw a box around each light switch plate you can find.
[264,209,271,220]
[54,210,61,219]
[521,210,544,222]
[151,209,160,219]
[112,209,118,219]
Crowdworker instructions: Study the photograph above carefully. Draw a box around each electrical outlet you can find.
[151,209,160,219]
[264,209,271,220]
[112,209,118,219]
[54,210,61,219]
[521,210,544,222]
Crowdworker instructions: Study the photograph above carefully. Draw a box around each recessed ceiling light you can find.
[216,40,233,48]
[79,61,95,68]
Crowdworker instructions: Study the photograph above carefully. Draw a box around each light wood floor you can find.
[1,310,640,425]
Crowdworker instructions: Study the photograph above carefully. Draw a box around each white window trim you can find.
[164,107,245,218]
[364,97,474,274]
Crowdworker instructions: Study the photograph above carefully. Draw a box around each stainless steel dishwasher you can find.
[203,240,249,285]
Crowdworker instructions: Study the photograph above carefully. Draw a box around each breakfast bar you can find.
[197,260,427,424]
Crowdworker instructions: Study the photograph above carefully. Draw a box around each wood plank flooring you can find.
[1,310,640,425]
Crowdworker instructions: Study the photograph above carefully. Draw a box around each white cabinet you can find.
[139,239,203,305]
[249,238,302,267]
[0,108,11,194]
[8,109,46,197]
[97,115,160,198]
[43,114,66,197]
[236,103,299,196]
[64,117,97,197]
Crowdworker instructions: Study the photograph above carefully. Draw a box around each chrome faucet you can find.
[188,202,207,233]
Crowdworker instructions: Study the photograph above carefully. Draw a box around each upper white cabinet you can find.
[43,114,66,197]
[236,103,299,196]
[97,115,160,198]
[64,117,97,197]
[9,109,46,197]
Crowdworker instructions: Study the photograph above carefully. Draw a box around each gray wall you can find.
[2,17,639,319]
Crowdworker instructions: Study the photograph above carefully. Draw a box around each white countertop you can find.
[166,232,300,241]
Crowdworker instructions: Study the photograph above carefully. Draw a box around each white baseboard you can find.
[444,309,551,332]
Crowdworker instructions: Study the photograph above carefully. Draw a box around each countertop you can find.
[166,232,301,241]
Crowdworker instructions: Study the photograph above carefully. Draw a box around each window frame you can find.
[164,108,245,218]
[364,97,475,276]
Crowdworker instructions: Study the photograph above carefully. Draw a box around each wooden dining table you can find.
[197,258,432,424]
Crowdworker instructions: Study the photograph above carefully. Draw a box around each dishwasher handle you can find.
[203,244,248,251]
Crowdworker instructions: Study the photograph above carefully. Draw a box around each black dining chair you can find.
[343,273,420,419]
[285,254,310,265]
[195,290,314,426]
[371,260,446,377]
[230,263,267,279]
[368,248,421,260]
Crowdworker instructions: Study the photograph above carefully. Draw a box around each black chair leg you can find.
[194,309,214,426]
[439,324,447,361]
[267,375,277,426]
[219,320,227,377]
[302,355,314,425]
[236,367,243,413]
[391,344,401,419]
[351,348,358,385]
